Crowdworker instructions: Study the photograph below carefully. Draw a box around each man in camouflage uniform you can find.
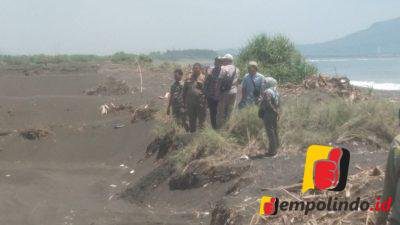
[258,77,280,157]
[377,110,400,225]
[183,63,206,133]
[167,69,189,131]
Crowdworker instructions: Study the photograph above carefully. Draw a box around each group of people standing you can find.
[166,55,400,223]
[166,54,280,156]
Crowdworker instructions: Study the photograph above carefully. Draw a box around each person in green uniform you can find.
[258,83,280,157]
[183,63,206,133]
[167,68,189,131]
[377,109,400,225]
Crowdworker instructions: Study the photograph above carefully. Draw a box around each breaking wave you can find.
[350,80,400,91]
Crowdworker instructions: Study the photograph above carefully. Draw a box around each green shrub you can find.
[225,106,264,145]
[110,52,137,63]
[224,90,397,151]
[0,54,102,66]
[109,52,152,66]
[237,34,317,83]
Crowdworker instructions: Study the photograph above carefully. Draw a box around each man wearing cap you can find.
[239,61,267,108]
[217,54,239,126]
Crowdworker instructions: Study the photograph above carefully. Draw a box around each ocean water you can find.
[308,57,400,90]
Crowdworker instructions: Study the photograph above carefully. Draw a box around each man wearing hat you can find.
[217,53,239,126]
[239,61,267,108]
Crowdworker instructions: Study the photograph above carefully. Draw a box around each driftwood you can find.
[280,74,364,102]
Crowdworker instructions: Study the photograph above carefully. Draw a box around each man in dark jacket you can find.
[204,57,222,129]
[377,109,400,224]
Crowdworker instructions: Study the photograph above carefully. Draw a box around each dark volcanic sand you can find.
[0,62,394,225]
[0,63,187,225]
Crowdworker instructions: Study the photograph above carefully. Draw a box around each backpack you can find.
[220,67,237,92]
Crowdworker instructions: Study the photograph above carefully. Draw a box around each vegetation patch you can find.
[151,89,396,175]
[237,34,317,83]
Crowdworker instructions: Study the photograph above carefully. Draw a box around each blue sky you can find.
[1,0,400,54]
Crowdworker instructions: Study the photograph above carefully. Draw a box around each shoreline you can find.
[306,55,400,60]
[351,80,400,91]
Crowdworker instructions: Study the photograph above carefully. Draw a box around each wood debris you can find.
[130,104,157,123]
[280,74,364,101]
[19,129,50,140]
[86,76,131,96]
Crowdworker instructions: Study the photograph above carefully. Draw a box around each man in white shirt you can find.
[217,54,239,126]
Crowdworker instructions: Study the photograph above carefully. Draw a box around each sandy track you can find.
[0,63,195,225]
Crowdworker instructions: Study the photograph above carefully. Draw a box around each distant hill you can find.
[149,49,218,61]
[299,17,400,57]
[217,48,240,56]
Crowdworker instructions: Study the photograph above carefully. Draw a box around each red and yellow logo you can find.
[302,145,350,193]
[259,196,279,216]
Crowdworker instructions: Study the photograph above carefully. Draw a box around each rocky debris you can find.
[97,102,157,123]
[86,76,131,96]
[169,160,250,190]
[19,129,50,140]
[280,74,363,101]
[210,201,244,225]
[130,104,157,123]
[304,75,362,100]
[99,102,133,115]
